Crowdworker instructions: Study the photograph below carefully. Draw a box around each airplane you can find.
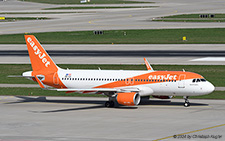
[22,35,215,107]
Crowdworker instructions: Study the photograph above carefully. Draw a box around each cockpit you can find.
[192,78,206,83]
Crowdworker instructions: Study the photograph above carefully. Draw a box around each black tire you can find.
[105,101,111,108]
[110,101,115,107]
[184,102,190,107]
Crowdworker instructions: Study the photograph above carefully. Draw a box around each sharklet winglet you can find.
[144,58,154,71]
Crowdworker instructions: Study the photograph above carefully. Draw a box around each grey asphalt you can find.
[0,44,225,65]
[0,96,224,141]
[2,50,225,57]
[1,0,225,65]
[1,0,225,34]
[0,1,225,140]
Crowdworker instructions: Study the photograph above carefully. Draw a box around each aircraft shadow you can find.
[6,96,105,105]
[4,96,208,113]
[140,99,209,106]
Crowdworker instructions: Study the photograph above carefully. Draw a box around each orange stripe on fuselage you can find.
[95,71,203,88]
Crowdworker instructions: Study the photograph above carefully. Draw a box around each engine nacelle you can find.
[116,92,140,106]
[152,95,173,99]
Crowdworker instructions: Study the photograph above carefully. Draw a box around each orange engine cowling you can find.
[116,92,140,106]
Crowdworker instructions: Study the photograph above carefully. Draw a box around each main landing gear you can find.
[105,96,116,108]
[184,96,190,107]
[105,101,115,108]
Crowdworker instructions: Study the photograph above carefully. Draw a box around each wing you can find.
[144,58,154,71]
[57,87,140,94]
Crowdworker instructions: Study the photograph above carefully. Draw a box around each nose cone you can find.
[205,81,215,94]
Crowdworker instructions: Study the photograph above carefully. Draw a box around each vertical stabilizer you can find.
[24,35,58,72]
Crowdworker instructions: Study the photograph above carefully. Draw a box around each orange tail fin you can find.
[24,35,58,72]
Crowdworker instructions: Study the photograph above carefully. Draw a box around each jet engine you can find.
[116,92,140,106]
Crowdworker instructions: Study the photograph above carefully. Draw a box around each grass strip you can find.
[175,91,225,99]
[153,13,225,22]
[2,28,225,44]
[162,14,225,19]
[0,87,224,99]
[0,17,49,22]
[44,6,155,10]
[2,64,225,87]
[20,0,152,4]
[0,12,92,14]
[0,87,105,97]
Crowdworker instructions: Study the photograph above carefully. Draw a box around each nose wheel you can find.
[184,96,190,107]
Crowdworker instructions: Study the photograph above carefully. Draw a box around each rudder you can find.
[25,35,58,72]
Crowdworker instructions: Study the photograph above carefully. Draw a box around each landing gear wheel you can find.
[105,101,115,108]
[110,101,114,107]
[105,101,111,108]
[183,96,190,107]
[184,102,190,107]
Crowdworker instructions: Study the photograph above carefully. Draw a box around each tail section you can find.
[25,35,58,72]
[24,35,66,89]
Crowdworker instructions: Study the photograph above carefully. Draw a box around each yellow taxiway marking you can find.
[154,124,225,141]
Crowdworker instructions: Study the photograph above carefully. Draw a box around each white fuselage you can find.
[57,69,215,97]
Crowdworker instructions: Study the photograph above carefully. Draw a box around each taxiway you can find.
[0,96,224,141]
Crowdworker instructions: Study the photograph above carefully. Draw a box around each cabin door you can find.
[178,74,186,88]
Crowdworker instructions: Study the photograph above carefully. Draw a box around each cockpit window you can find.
[200,79,206,82]
[192,78,206,83]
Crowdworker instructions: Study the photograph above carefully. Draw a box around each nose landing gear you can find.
[184,96,190,107]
